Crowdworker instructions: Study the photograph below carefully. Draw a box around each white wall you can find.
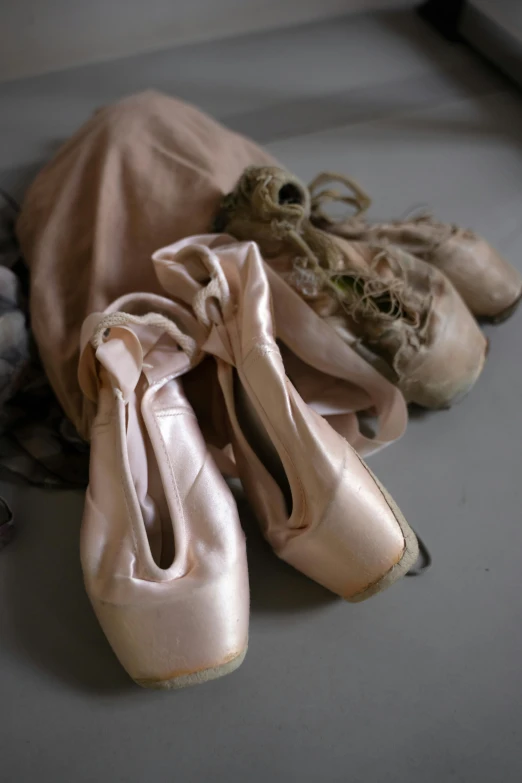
[1,0,412,82]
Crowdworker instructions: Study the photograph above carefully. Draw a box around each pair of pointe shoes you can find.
[79,235,418,689]
[215,167,522,409]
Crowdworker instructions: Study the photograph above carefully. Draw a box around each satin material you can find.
[153,236,418,599]
[154,236,408,457]
[79,292,249,686]
[263,264,408,454]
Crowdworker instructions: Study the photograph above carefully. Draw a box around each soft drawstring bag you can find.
[17,91,276,439]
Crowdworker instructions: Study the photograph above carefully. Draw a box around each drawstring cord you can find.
[91,311,198,358]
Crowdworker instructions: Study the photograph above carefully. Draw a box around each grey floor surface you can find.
[1,10,522,783]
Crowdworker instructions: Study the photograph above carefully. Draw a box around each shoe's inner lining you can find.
[233,371,293,516]
[145,429,175,569]
[278,182,305,206]
[126,375,175,570]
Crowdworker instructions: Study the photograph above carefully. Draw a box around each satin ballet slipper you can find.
[153,236,418,601]
[78,292,249,688]
[256,262,408,457]
[215,165,488,409]
[308,172,522,323]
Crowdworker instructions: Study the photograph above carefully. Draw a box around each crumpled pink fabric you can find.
[17,90,276,439]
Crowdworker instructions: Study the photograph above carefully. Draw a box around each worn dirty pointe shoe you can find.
[153,235,418,601]
[215,165,488,409]
[78,292,249,688]
[308,172,522,323]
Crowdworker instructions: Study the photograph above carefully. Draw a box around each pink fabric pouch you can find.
[17,91,276,439]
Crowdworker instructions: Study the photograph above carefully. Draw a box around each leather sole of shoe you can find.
[346,468,419,603]
[134,647,247,690]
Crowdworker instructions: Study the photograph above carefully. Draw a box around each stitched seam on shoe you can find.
[355,451,407,552]
[91,397,116,430]
[91,404,115,430]
[242,343,280,365]
[153,410,197,419]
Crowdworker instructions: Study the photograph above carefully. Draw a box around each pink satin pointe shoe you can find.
[215,165,488,409]
[78,293,249,688]
[153,236,418,601]
[308,172,522,323]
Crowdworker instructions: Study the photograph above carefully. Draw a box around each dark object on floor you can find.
[418,0,466,41]
[460,2,522,90]
[0,190,89,498]
[421,1,522,91]
[406,531,432,576]
[0,496,14,549]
